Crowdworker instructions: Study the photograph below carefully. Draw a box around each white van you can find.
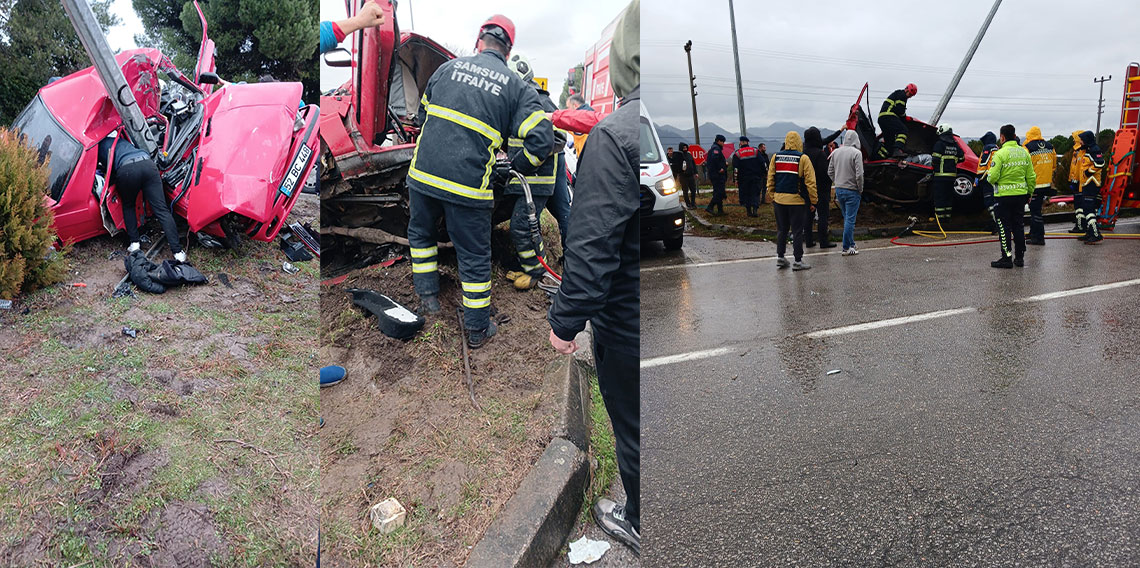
[640,102,684,250]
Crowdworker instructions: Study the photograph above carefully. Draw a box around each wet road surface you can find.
[641,220,1140,567]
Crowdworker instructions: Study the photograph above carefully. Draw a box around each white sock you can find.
[128,242,140,252]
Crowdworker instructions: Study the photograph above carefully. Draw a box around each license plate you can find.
[279,144,313,198]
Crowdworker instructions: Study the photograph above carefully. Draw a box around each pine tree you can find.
[0,128,66,298]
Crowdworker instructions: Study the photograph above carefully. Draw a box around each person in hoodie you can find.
[828,131,865,255]
[548,0,640,554]
[677,142,698,208]
[1066,129,1092,235]
[1023,126,1056,245]
[802,126,841,248]
[1072,130,1106,244]
[974,131,1000,230]
[705,134,728,215]
[765,131,818,270]
[930,124,963,224]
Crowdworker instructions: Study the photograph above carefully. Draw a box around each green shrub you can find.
[0,127,66,298]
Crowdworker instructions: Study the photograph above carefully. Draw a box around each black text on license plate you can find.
[280,145,313,198]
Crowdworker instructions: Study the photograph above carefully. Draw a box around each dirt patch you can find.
[320,228,561,566]
[150,501,226,568]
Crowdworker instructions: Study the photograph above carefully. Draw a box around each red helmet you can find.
[478,15,515,49]
[905,83,918,97]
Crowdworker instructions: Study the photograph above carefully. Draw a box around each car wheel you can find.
[953,175,975,198]
[664,235,683,251]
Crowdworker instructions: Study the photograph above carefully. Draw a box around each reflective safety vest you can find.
[408,50,553,208]
[1024,139,1056,190]
[986,141,1035,197]
[879,89,909,118]
[1077,150,1105,189]
[772,150,807,196]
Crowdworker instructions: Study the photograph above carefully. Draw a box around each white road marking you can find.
[642,245,901,273]
[803,307,977,339]
[1013,278,1140,303]
[640,347,735,369]
[642,276,1140,367]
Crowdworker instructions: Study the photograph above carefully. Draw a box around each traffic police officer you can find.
[406,15,554,348]
[986,124,1036,268]
[930,124,962,224]
[876,83,916,159]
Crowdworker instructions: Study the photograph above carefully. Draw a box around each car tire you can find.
[664,235,683,251]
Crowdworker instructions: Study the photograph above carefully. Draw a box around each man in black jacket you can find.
[733,136,764,217]
[98,134,185,261]
[704,134,728,215]
[677,142,697,208]
[802,126,840,248]
[548,0,639,554]
[405,15,553,348]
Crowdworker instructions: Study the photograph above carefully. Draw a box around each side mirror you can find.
[198,72,220,85]
[323,48,352,68]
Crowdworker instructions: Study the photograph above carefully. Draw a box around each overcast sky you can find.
[643,0,1135,140]
[106,0,142,51]
[319,0,626,99]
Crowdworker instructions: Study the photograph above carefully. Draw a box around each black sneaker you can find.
[466,320,498,349]
[593,498,640,556]
[419,294,441,314]
[991,257,1013,269]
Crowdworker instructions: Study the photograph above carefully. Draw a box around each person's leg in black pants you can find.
[802,205,815,247]
[1012,195,1026,264]
[774,203,790,260]
[118,161,183,255]
[991,196,1016,267]
[1027,193,1046,244]
[788,204,806,262]
[593,336,640,532]
[115,180,142,245]
[817,187,833,247]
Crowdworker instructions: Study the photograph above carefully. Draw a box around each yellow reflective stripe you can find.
[463,296,491,309]
[510,176,556,184]
[426,106,502,146]
[518,110,547,138]
[522,148,542,167]
[518,249,536,259]
[521,264,540,271]
[408,167,493,200]
[507,138,524,147]
[461,281,491,293]
[420,93,429,109]
[410,246,437,259]
[412,261,438,273]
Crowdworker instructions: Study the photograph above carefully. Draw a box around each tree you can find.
[0,127,66,298]
[0,0,119,125]
[559,63,583,109]
[1049,134,1073,156]
[967,139,983,156]
[133,0,319,102]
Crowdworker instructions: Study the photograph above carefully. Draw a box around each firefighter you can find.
[876,83,917,159]
[405,15,554,348]
[975,131,999,231]
[1073,130,1106,244]
[705,134,728,215]
[986,124,1035,268]
[1067,129,1090,234]
[765,131,818,271]
[930,124,962,224]
[732,136,764,217]
[1023,126,1056,245]
[504,53,564,290]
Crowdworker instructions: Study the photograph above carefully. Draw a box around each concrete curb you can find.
[465,342,594,567]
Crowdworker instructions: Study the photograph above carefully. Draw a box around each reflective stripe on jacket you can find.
[931,134,962,177]
[986,140,1036,197]
[878,89,908,118]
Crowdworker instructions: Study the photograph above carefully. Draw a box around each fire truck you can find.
[1102,62,1140,228]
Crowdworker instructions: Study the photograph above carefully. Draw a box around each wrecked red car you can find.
[845,83,980,209]
[13,6,319,249]
[320,1,524,273]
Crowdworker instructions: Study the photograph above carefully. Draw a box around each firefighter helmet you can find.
[478,15,515,49]
[507,53,534,84]
[937,123,952,136]
[905,83,918,97]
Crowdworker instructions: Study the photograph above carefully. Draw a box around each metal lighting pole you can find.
[685,40,700,145]
[1094,75,1112,134]
[930,0,1002,126]
[59,0,157,154]
[727,0,746,138]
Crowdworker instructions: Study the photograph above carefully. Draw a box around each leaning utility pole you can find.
[685,40,700,145]
[727,0,746,138]
[1094,75,1112,134]
[59,0,158,154]
[930,0,1002,126]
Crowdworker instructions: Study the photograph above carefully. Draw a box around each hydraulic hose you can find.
[510,170,562,282]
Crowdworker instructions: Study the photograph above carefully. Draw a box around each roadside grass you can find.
[0,225,319,565]
[579,367,618,526]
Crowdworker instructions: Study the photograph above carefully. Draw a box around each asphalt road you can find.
[641,220,1140,567]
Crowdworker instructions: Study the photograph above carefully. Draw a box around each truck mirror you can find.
[198,72,220,85]
[323,48,352,68]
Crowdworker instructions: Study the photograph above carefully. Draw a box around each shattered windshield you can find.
[12,96,82,202]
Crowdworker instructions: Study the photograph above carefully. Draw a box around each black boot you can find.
[1014,256,1024,267]
[990,256,1013,269]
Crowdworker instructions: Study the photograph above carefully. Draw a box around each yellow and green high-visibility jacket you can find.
[986,140,1036,197]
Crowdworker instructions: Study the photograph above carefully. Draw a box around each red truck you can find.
[1102,62,1140,228]
[13,4,319,249]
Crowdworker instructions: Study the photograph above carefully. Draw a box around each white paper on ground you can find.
[567,536,611,564]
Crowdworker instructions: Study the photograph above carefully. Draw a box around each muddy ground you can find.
[0,194,320,566]
[319,221,568,566]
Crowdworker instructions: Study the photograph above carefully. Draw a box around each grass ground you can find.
[0,194,319,566]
